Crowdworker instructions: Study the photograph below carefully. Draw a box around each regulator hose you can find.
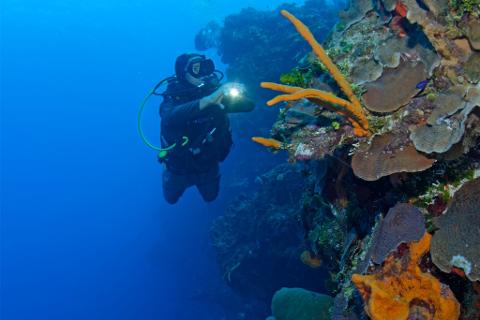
[137,82,189,159]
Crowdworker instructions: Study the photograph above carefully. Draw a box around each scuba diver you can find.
[138,53,254,204]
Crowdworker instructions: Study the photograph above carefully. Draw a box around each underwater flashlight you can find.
[224,83,245,99]
[229,87,240,98]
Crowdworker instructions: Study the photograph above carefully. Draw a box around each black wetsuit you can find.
[159,79,232,204]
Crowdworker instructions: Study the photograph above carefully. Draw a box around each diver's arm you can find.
[160,99,203,124]
[160,86,227,124]
[199,88,225,110]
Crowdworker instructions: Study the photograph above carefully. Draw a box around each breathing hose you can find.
[137,83,189,159]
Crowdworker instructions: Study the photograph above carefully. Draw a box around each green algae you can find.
[280,69,309,87]
[449,0,480,15]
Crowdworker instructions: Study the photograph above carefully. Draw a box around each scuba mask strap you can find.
[213,69,224,82]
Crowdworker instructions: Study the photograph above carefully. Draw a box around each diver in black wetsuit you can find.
[159,53,254,204]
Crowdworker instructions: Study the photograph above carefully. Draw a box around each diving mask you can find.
[185,55,215,79]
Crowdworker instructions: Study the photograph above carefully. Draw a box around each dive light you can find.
[224,83,245,99]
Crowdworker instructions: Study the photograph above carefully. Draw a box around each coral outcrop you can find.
[352,233,461,320]
[270,287,333,320]
[431,177,480,281]
[253,0,480,182]
[410,85,480,154]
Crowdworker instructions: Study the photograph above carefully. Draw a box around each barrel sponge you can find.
[271,287,333,320]
[352,233,460,320]
[369,203,426,265]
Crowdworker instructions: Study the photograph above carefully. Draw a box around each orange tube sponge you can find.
[352,233,460,320]
[261,82,304,94]
[266,88,365,134]
[266,88,353,109]
[280,10,368,130]
[260,10,370,137]
[261,82,347,116]
[251,136,283,149]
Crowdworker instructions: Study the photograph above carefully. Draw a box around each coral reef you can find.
[206,0,480,318]
[352,233,461,320]
[254,0,480,181]
[270,287,333,320]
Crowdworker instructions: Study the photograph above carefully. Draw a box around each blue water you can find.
[1,1,303,319]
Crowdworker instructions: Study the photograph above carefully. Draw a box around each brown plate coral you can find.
[351,133,435,181]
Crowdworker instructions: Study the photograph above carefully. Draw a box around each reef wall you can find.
[204,0,480,319]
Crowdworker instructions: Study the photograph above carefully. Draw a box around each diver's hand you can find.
[199,85,227,110]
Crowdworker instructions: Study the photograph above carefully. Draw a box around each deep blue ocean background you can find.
[1,1,309,319]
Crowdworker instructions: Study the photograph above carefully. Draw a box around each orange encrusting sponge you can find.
[352,233,460,320]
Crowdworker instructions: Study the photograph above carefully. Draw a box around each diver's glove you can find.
[199,85,227,110]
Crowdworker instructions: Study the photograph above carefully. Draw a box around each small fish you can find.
[416,79,429,90]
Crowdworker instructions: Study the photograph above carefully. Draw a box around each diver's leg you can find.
[195,165,220,203]
[162,169,188,204]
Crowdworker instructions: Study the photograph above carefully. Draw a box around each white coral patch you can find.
[295,143,314,158]
[450,255,472,275]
